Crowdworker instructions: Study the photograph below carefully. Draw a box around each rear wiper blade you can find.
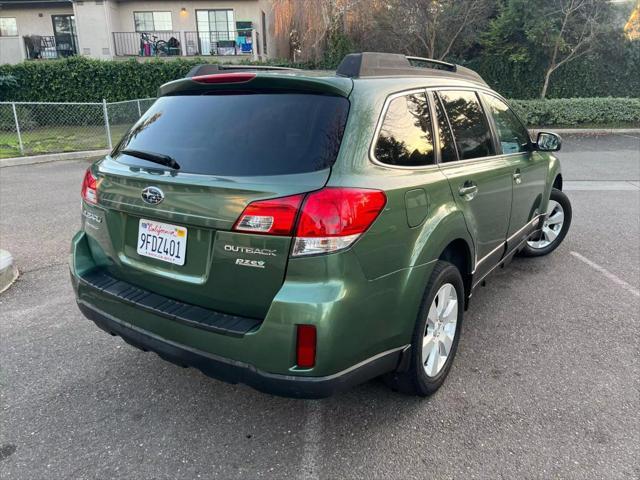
[121,149,180,170]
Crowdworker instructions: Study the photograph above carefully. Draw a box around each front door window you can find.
[481,94,530,154]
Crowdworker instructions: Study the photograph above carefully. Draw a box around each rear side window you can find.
[374,93,435,167]
[438,90,495,161]
[113,93,349,176]
[482,94,530,154]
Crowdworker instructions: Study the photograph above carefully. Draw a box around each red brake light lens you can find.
[296,188,387,237]
[296,325,316,368]
[81,168,98,205]
[233,194,305,236]
[232,188,386,256]
[192,73,256,84]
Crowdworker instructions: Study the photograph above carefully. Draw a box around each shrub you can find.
[0,57,307,102]
[510,97,640,127]
[1,51,638,102]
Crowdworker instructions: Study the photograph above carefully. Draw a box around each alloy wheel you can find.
[527,200,565,249]
[423,283,458,377]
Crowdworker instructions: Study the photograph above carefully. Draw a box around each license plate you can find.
[137,218,187,266]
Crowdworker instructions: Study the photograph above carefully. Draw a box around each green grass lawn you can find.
[0,125,130,159]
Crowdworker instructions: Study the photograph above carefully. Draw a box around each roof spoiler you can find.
[185,64,300,78]
[336,52,487,85]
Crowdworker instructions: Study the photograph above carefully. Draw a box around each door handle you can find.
[513,169,522,185]
[458,183,478,200]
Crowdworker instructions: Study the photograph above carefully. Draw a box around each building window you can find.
[196,9,235,38]
[0,17,18,37]
[133,12,172,32]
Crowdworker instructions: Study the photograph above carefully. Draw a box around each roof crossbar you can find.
[336,52,486,85]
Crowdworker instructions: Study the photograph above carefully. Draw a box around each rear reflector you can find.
[81,168,98,205]
[296,325,316,368]
[233,194,305,236]
[191,72,256,84]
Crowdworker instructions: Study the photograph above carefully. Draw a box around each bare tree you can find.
[538,0,608,98]
[273,0,371,62]
[371,0,493,60]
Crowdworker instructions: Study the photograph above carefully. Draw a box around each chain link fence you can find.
[0,98,156,159]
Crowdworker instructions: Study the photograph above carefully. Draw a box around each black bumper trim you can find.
[77,301,407,399]
[79,268,261,337]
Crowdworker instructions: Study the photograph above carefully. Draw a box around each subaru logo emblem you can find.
[141,186,164,205]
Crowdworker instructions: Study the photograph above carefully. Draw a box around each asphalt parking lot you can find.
[1,133,638,479]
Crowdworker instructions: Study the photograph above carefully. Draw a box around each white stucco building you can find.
[0,0,284,64]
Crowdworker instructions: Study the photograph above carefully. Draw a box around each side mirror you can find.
[535,131,562,152]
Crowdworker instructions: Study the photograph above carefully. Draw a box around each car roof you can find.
[158,53,489,98]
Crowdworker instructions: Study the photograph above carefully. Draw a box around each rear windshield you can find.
[113,93,350,176]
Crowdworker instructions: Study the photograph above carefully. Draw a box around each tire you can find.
[385,260,464,396]
[519,188,572,257]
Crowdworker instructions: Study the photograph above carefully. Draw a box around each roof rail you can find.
[336,52,486,85]
[185,64,300,78]
[406,56,456,72]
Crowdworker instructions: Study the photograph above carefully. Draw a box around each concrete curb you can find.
[0,149,110,168]
[0,250,19,294]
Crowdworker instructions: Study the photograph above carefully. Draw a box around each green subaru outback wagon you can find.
[71,53,572,398]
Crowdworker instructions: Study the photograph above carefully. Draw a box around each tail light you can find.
[233,188,386,256]
[81,168,98,205]
[293,188,386,256]
[233,194,305,235]
[296,324,317,368]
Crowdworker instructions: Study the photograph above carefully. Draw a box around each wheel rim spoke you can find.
[424,342,441,377]
[442,298,458,324]
[440,330,453,355]
[422,333,436,361]
[544,226,558,242]
[547,210,564,227]
[427,302,438,325]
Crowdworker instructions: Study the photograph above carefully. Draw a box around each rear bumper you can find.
[77,300,405,399]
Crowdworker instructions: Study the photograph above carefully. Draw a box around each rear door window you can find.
[113,93,350,176]
[431,92,458,163]
[438,90,495,161]
[374,92,435,167]
[481,94,530,154]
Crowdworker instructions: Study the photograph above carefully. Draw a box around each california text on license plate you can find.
[137,219,187,266]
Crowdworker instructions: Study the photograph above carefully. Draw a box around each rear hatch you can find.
[88,78,350,319]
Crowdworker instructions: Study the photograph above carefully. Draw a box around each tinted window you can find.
[439,91,495,160]
[482,94,530,154]
[114,94,349,176]
[374,93,435,166]
[431,92,458,163]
